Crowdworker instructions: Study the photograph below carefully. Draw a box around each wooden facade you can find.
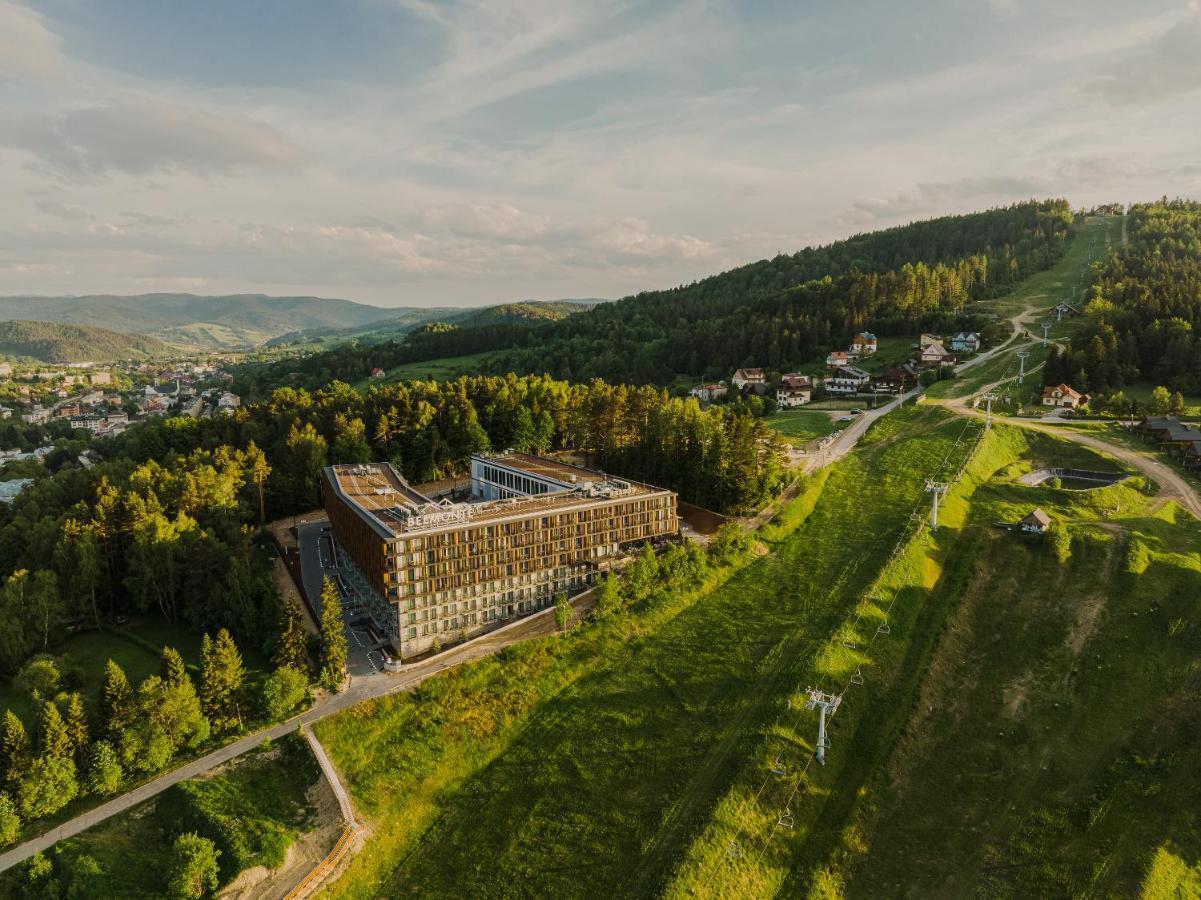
[322,455,678,659]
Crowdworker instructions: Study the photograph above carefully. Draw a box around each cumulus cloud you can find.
[1,95,300,178]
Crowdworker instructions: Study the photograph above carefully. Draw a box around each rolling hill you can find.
[0,320,170,362]
[0,293,394,350]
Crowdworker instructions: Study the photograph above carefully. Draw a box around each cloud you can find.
[0,1,67,81]
[1,95,301,178]
[34,198,92,221]
[1086,12,1201,105]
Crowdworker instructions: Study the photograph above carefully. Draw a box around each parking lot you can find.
[297,520,387,678]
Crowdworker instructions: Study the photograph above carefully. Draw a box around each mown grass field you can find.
[0,735,321,898]
[315,406,976,898]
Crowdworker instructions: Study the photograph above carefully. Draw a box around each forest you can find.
[0,374,785,680]
[234,200,1073,393]
[0,320,169,363]
[1045,199,1201,394]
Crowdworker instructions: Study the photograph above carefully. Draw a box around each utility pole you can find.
[925,480,949,530]
[805,688,842,765]
[1041,324,1051,346]
[1017,350,1030,385]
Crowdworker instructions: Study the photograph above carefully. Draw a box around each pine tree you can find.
[0,791,18,845]
[161,646,189,685]
[64,693,90,773]
[319,577,347,691]
[0,711,30,788]
[39,701,71,762]
[200,630,245,734]
[101,659,135,737]
[273,596,310,675]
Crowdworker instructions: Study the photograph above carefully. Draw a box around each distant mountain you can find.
[0,293,393,350]
[264,299,600,348]
[0,320,170,362]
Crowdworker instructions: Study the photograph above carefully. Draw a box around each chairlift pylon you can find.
[850,667,864,685]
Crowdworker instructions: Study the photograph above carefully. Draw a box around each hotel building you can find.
[322,452,678,659]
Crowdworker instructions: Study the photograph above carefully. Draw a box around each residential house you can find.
[920,341,957,368]
[825,351,850,368]
[21,405,49,425]
[689,382,728,403]
[1020,508,1051,534]
[69,414,104,432]
[824,366,872,396]
[370,367,387,379]
[217,391,241,412]
[874,363,919,394]
[949,332,981,353]
[850,332,878,356]
[1041,384,1089,409]
[775,374,812,408]
[731,368,766,393]
[919,333,942,349]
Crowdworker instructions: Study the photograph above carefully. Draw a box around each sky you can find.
[2,0,1200,309]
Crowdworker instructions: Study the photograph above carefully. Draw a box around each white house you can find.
[689,382,728,403]
[826,351,850,368]
[1041,384,1088,409]
[920,341,957,367]
[850,332,878,355]
[775,374,812,409]
[824,366,872,396]
[217,391,241,412]
[949,332,981,353]
[731,368,766,392]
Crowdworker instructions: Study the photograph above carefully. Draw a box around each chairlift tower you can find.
[1016,350,1031,385]
[925,480,949,530]
[805,688,842,765]
[982,393,998,431]
[1042,324,1051,347]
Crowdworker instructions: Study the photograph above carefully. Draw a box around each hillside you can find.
[0,293,394,350]
[235,200,1073,393]
[0,319,170,362]
[457,300,595,327]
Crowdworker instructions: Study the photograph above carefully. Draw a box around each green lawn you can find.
[765,409,841,444]
[1118,381,1201,417]
[315,406,978,898]
[0,735,322,898]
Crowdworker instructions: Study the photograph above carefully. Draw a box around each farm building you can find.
[323,454,677,659]
[1020,508,1052,534]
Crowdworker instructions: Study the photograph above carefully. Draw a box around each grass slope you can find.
[316,406,973,898]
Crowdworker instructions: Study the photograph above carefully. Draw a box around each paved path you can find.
[0,587,595,874]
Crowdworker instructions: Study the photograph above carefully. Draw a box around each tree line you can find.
[1047,200,1201,394]
[234,200,1072,392]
